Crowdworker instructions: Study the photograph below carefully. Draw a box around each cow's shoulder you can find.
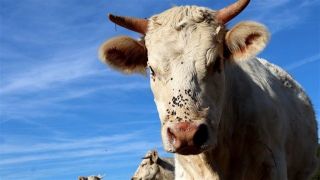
[255,58,311,106]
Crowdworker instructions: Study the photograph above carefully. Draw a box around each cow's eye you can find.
[149,66,155,76]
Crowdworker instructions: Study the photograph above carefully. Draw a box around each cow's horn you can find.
[216,0,250,24]
[109,14,148,35]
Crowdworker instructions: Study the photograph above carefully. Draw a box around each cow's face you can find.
[99,4,269,155]
[146,7,227,154]
[132,151,160,180]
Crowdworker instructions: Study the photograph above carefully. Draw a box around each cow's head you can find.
[99,0,269,155]
[132,150,160,180]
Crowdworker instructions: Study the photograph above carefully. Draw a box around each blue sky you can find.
[0,0,319,179]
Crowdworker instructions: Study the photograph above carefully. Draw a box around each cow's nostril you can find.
[167,127,176,143]
[193,124,208,147]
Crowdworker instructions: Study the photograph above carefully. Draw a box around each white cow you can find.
[132,150,174,180]
[99,0,318,179]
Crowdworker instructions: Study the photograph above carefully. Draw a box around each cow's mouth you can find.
[175,145,203,155]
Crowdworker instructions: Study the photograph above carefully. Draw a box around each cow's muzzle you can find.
[167,122,209,155]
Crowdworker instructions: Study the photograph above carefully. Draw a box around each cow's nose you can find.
[167,122,208,154]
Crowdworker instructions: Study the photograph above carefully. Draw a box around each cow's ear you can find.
[150,150,158,163]
[225,21,269,62]
[99,36,148,74]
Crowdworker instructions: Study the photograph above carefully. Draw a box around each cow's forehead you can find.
[145,5,224,52]
[144,5,226,81]
[149,6,216,27]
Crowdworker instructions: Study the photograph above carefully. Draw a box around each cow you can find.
[78,175,103,180]
[132,150,175,180]
[98,0,318,179]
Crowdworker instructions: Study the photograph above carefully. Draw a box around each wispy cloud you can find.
[285,53,320,71]
[0,43,149,121]
[245,0,320,33]
[0,158,136,180]
[0,141,159,166]
[0,133,139,155]
[252,0,290,9]
[0,3,156,179]
[0,131,162,180]
[0,48,101,95]
[0,131,162,164]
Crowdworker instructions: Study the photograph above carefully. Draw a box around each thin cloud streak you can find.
[0,133,139,154]
[252,0,290,9]
[0,141,160,166]
[0,149,156,180]
[0,158,137,180]
[0,130,161,166]
[247,0,319,33]
[0,40,149,121]
[0,48,103,95]
[285,53,320,70]
[0,80,150,122]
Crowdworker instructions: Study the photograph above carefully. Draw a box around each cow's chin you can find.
[175,145,208,155]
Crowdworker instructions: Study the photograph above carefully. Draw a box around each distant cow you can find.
[78,175,103,180]
[132,150,174,180]
[99,0,318,179]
